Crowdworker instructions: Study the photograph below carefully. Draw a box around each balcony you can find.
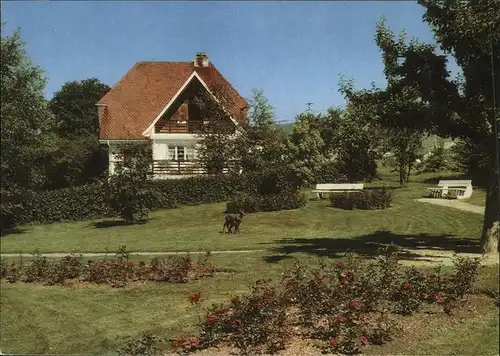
[151,160,232,177]
[156,121,203,134]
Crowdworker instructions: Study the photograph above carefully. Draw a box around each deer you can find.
[222,210,245,234]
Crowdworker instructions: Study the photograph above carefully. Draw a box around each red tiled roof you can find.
[98,61,248,140]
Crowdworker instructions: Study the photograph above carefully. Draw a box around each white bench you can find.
[427,180,473,200]
[312,183,364,199]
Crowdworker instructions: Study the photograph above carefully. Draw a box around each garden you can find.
[2,1,499,354]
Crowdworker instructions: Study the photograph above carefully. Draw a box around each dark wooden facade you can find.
[154,77,234,134]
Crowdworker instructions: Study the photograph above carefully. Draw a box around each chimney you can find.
[194,52,209,67]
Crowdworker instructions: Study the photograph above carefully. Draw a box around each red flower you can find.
[435,293,444,304]
[190,338,200,348]
[231,296,241,304]
[330,337,337,345]
[171,337,183,347]
[63,255,73,261]
[402,282,412,290]
[349,299,361,310]
[183,261,192,269]
[189,292,201,304]
[360,336,368,345]
[127,261,135,268]
[207,315,218,324]
[232,318,242,326]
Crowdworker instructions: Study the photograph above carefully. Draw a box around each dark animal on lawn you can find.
[222,210,245,234]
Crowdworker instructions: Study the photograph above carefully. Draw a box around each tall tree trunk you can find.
[480,153,500,253]
[406,163,413,183]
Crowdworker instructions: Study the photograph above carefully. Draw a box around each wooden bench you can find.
[312,183,364,199]
[427,180,473,200]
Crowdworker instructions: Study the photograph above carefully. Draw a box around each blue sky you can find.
[2,1,457,123]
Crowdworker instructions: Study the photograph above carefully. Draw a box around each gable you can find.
[98,61,248,140]
[154,76,235,134]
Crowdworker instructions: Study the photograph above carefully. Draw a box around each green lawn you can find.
[0,172,485,255]
[1,252,498,355]
[0,171,495,355]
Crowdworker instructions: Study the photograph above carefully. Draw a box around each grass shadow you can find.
[0,227,27,238]
[263,254,294,264]
[91,219,151,229]
[262,230,481,263]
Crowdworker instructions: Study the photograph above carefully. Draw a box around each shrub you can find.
[19,182,112,224]
[418,138,452,173]
[172,251,482,355]
[330,188,392,210]
[1,248,218,287]
[17,167,303,225]
[118,332,161,356]
[312,161,348,185]
[196,279,291,354]
[227,191,307,213]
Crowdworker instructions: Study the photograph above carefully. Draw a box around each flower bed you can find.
[0,247,219,288]
[120,252,482,355]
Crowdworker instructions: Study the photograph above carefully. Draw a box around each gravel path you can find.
[0,249,267,258]
[1,248,497,266]
[416,198,485,215]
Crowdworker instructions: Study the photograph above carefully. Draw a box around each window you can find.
[177,146,185,161]
[168,145,176,160]
[167,145,194,161]
[185,147,194,161]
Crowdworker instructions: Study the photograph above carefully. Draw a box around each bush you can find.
[19,182,112,224]
[105,174,158,224]
[418,139,452,173]
[330,188,392,210]
[16,166,304,225]
[198,279,290,354]
[227,191,307,214]
[162,251,482,355]
[312,161,348,185]
[1,247,218,288]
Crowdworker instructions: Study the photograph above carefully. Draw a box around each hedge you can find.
[226,191,308,213]
[19,182,112,224]
[329,188,392,210]
[15,167,307,225]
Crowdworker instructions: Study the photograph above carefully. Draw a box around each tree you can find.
[386,127,424,184]
[236,89,288,173]
[193,90,239,175]
[105,143,157,224]
[45,78,110,189]
[332,79,382,182]
[363,2,499,252]
[416,0,500,252]
[288,112,328,185]
[49,78,110,138]
[420,138,452,173]
[1,28,56,229]
[44,135,108,189]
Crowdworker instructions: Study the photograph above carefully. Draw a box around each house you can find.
[97,53,248,178]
